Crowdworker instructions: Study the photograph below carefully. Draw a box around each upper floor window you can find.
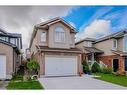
[113,39,117,49]
[0,36,6,41]
[41,32,46,42]
[54,26,65,43]
[87,41,92,47]
[124,37,127,51]
[84,41,92,47]
[10,38,15,45]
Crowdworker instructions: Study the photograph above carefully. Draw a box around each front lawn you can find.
[94,73,127,87]
[6,75,43,90]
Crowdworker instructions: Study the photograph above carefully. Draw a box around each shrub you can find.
[114,69,126,76]
[102,67,112,74]
[91,62,101,73]
[27,59,40,75]
[82,60,91,74]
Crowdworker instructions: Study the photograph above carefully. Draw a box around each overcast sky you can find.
[0,6,127,53]
[0,6,75,52]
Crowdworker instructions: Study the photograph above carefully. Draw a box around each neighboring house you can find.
[0,28,22,79]
[28,17,82,77]
[76,30,127,72]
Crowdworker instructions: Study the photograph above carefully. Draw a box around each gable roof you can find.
[84,46,104,54]
[75,30,127,45]
[75,38,96,45]
[111,50,127,56]
[94,30,127,43]
[29,17,78,48]
[35,17,78,32]
[0,28,22,38]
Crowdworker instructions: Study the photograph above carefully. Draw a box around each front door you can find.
[125,58,127,71]
[113,59,119,72]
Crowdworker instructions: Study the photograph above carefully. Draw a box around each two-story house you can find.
[29,18,82,77]
[76,30,127,72]
[0,28,22,79]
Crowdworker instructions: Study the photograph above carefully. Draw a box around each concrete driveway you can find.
[38,75,127,89]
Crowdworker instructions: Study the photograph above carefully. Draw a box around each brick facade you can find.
[97,55,125,72]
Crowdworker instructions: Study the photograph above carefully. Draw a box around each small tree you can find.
[82,60,91,74]
[27,59,40,76]
[91,62,101,73]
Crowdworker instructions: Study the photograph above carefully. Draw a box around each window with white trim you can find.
[41,32,46,42]
[54,26,65,43]
[125,37,127,51]
[87,41,92,47]
[113,39,117,49]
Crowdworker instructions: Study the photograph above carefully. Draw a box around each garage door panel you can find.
[45,55,77,76]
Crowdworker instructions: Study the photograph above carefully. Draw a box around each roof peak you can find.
[94,30,127,43]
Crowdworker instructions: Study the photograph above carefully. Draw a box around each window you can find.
[55,26,65,43]
[5,37,8,42]
[125,37,127,51]
[10,38,15,45]
[113,39,117,49]
[0,36,6,41]
[87,41,92,47]
[41,32,46,42]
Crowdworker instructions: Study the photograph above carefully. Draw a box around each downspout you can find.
[92,52,95,64]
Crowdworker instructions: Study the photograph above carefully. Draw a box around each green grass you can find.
[94,73,127,87]
[6,74,43,90]
[6,80,43,89]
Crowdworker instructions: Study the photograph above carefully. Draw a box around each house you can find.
[28,17,82,77]
[0,28,22,79]
[75,30,127,72]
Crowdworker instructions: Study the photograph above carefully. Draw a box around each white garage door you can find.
[0,55,6,79]
[45,55,78,76]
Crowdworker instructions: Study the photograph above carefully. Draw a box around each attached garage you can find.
[45,55,78,76]
[0,55,6,79]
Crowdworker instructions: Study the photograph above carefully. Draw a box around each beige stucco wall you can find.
[76,41,93,53]
[117,38,124,51]
[76,42,84,49]
[70,33,75,48]
[93,39,114,56]
[0,43,13,79]
[31,32,38,53]
[48,22,71,49]
[31,22,76,53]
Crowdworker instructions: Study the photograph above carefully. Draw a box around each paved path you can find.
[38,75,127,89]
[0,81,9,90]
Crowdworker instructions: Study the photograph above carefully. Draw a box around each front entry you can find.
[125,58,127,71]
[113,59,119,72]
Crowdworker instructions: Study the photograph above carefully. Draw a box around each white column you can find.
[92,53,94,64]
